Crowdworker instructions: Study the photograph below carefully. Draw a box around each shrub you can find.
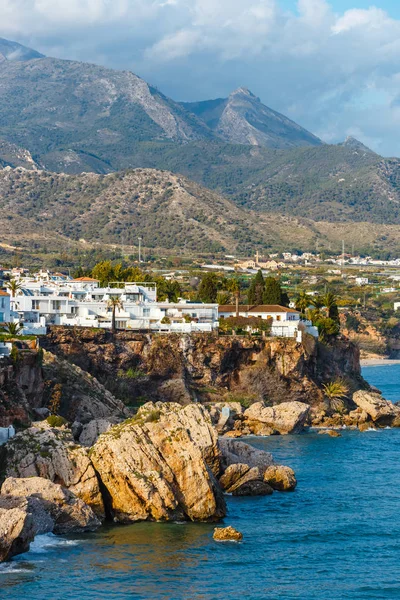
[46,415,67,427]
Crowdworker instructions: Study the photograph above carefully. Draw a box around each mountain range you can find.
[1,38,400,258]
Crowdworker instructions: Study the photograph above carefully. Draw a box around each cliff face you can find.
[0,352,44,427]
[41,328,366,409]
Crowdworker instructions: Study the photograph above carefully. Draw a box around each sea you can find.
[1,364,400,600]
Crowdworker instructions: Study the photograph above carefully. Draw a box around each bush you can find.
[46,415,67,427]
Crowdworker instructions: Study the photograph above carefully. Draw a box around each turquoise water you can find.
[1,366,400,599]
[362,364,400,403]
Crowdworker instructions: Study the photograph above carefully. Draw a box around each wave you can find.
[28,533,79,554]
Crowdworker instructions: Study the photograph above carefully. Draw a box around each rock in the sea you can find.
[243,401,310,435]
[0,500,35,562]
[353,391,400,426]
[213,526,243,542]
[90,402,225,523]
[0,425,104,517]
[218,438,274,472]
[264,465,297,491]
[318,429,342,437]
[219,464,273,496]
[1,477,100,534]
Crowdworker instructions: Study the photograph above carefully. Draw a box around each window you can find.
[52,300,61,311]
[0,313,3,322]
[276,315,281,321]
[0,299,4,309]
[32,300,40,310]
[143,308,150,317]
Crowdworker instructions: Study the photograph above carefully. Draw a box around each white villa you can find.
[0,291,11,325]
[9,279,219,334]
[218,304,318,340]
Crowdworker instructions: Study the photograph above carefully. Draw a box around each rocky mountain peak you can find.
[0,38,44,61]
[229,87,258,100]
[341,136,375,154]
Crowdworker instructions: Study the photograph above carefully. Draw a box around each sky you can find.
[1,0,400,156]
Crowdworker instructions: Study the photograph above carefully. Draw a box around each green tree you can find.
[295,291,311,316]
[248,270,264,304]
[263,277,283,305]
[198,273,219,303]
[1,322,22,335]
[323,291,339,323]
[92,261,115,286]
[5,279,23,298]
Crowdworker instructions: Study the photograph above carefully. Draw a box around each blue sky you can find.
[1,0,400,156]
[282,0,400,17]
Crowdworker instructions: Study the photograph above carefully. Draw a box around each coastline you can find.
[360,358,400,366]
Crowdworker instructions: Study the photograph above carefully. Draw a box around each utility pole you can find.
[138,237,142,263]
[342,240,345,276]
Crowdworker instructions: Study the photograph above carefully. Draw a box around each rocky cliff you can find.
[42,328,366,411]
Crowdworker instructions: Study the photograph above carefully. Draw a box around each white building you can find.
[11,280,218,333]
[218,304,318,339]
[0,291,11,324]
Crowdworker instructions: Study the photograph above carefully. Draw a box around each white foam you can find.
[28,533,79,554]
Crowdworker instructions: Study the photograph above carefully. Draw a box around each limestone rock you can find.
[353,391,400,426]
[1,477,100,534]
[220,465,273,496]
[90,402,225,523]
[219,463,250,491]
[0,500,35,562]
[264,465,297,491]
[213,526,243,542]
[0,495,54,536]
[243,401,310,435]
[78,419,115,447]
[206,402,243,434]
[218,438,274,473]
[0,426,104,517]
[318,429,342,438]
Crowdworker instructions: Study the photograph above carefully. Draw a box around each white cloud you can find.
[1,0,400,155]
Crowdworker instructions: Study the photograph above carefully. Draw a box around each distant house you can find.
[236,252,285,271]
[218,304,318,339]
[0,290,11,324]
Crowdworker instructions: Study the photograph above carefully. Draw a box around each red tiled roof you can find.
[218,304,299,313]
[0,290,10,297]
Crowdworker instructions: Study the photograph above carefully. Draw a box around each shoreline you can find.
[361,358,400,366]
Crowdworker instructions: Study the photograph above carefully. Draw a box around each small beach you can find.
[360,358,400,366]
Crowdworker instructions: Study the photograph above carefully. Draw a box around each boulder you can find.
[78,419,115,447]
[0,500,35,562]
[90,402,225,523]
[318,429,342,438]
[219,464,272,496]
[243,401,310,435]
[264,466,297,491]
[213,526,243,542]
[218,438,274,473]
[223,466,273,496]
[1,477,100,534]
[0,495,54,535]
[219,463,250,490]
[353,391,400,426]
[0,426,104,517]
[206,402,243,434]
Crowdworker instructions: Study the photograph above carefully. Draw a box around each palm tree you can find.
[107,297,124,333]
[295,291,311,316]
[322,379,349,412]
[6,279,23,298]
[322,291,339,322]
[1,322,23,335]
[227,278,241,317]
